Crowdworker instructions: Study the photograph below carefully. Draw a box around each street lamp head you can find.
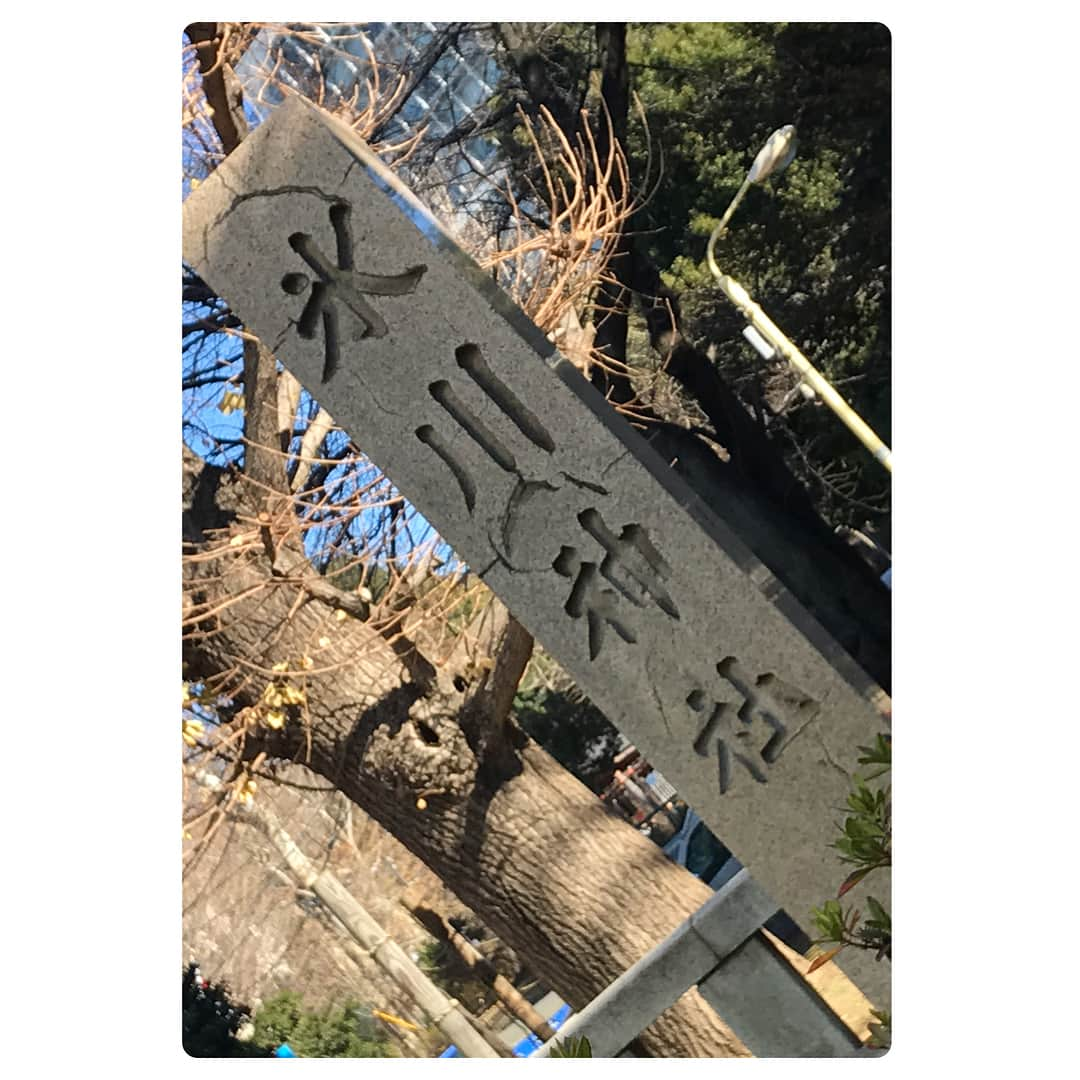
[707,123,798,280]
[747,124,798,184]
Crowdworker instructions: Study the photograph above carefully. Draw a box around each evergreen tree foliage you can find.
[624,22,891,528]
[513,684,622,791]
[484,22,891,530]
[250,990,396,1058]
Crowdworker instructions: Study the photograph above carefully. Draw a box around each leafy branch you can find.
[808,732,891,1047]
[548,1034,593,1057]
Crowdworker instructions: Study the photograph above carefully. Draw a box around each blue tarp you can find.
[439,1002,573,1058]
[512,1003,572,1057]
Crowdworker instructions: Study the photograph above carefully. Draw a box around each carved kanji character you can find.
[687,656,818,794]
[553,546,638,660]
[553,511,678,660]
[575,509,678,619]
[415,343,555,513]
[281,202,427,382]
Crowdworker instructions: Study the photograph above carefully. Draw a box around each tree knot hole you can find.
[415,720,441,746]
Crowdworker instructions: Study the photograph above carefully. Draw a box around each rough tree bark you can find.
[590,23,635,407]
[182,446,750,1057]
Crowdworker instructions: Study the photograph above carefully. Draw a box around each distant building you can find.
[599,745,677,824]
[236,23,506,215]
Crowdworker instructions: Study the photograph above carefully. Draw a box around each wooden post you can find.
[194,773,501,1057]
[401,890,557,1042]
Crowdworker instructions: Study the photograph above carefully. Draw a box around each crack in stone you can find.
[190,220,211,269]
[486,534,518,572]
[364,382,403,420]
[645,653,673,736]
[211,185,343,231]
[475,556,501,580]
[559,472,610,496]
[779,706,820,752]
[497,475,560,564]
[341,158,360,187]
[600,449,630,480]
[187,171,242,267]
[480,529,553,578]
[266,320,403,420]
[796,717,851,785]
[272,319,297,355]
[480,539,521,576]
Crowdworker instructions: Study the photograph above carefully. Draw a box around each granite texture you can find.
[182,96,891,1010]
[699,936,863,1057]
[537,870,860,1057]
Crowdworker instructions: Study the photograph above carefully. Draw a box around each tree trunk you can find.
[590,23,635,407]
[182,448,747,1057]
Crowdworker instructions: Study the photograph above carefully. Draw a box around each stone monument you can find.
[183,95,891,1010]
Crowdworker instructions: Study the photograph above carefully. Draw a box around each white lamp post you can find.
[705,126,892,473]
